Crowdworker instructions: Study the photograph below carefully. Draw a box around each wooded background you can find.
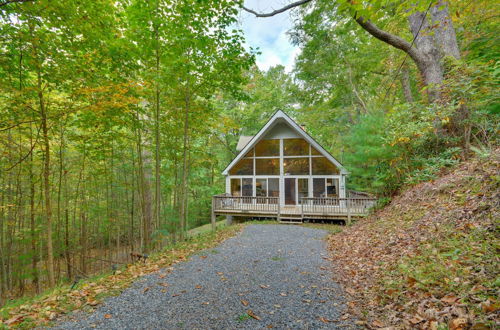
[0,0,497,305]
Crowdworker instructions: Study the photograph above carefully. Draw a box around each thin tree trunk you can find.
[400,65,414,103]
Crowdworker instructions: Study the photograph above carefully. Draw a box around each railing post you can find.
[300,198,304,220]
[347,198,351,225]
[277,198,281,222]
[211,197,216,231]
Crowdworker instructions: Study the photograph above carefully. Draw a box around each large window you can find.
[283,158,309,175]
[229,158,253,175]
[312,157,339,175]
[255,139,279,156]
[256,158,279,175]
[283,138,309,156]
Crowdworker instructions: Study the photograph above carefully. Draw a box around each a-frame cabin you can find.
[212,110,375,224]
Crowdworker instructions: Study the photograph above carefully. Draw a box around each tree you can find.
[243,0,461,103]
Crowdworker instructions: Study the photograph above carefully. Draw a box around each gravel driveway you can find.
[55,224,352,329]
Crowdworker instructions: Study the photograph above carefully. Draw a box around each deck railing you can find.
[213,194,377,219]
[212,194,280,214]
[299,197,377,216]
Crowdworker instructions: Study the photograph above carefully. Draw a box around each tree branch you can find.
[354,15,424,66]
[242,0,427,68]
[242,0,313,17]
[0,0,34,7]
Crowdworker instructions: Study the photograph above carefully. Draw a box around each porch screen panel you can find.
[229,158,253,175]
[231,179,241,196]
[284,158,309,175]
[326,178,338,197]
[313,178,325,198]
[283,138,309,156]
[256,178,267,197]
[242,178,253,197]
[268,178,279,201]
[298,178,308,203]
[255,139,279,156]
[255,158,279,175]
[312,157,339,175]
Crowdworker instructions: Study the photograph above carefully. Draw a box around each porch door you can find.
[285,178,296,205]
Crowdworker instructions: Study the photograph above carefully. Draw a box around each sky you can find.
[238,0,300,73]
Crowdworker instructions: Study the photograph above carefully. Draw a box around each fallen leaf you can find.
[143,287,149,293]
[247,310,261,321]
[280,292,287,296]
[104,314,112,319]
[4,315,24,326]
[441,294,459,304]
[319,316,333,323]
[199,255,207,259]
[260,284,269,289]
[449,318,468,330]
[241,300,249,306]
[409,316,424,325]
[195,285,202,289]
[345,287,356,295]
[372,319,384,327]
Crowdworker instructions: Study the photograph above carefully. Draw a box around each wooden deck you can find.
[211,194,377,224]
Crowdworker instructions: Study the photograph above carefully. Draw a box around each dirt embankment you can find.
[329,150,499,329]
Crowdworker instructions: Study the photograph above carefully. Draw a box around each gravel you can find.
[54,224,353,329]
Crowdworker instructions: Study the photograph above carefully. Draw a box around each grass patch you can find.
[271,256,284,261]
[236,313,252,322]
[301,222,343,234]
[0,224,244,328]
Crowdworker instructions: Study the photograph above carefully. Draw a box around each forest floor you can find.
[328,150,499,329]
[0,224,244,328]
[52,224,351,329]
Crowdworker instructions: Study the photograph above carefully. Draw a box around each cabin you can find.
[211,110,376,225]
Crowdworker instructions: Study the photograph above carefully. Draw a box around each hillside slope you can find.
[329,150,499,329]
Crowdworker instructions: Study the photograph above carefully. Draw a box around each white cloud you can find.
[238,0,299,73]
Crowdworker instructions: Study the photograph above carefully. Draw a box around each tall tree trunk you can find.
[180,92,190,239]
[37,70,55,287]
[29,122,39,292]
[153,0,162,239]
[135,111,153,251]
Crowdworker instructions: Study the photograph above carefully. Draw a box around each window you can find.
[255,158,279,175]
[229,158,253,175]
[298,178,309,203]
[244,149,254,158]
[284,158,309,175]
[326,178,338,197]
[268,178,279,199]
[283,138,309,156]
[231,179,241,196]
[312,157,339,175]
[256,178,267,197]
[242,178,253,196]
[255,139,279,156]
[311,146,322,155]
[313,178,325,198]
